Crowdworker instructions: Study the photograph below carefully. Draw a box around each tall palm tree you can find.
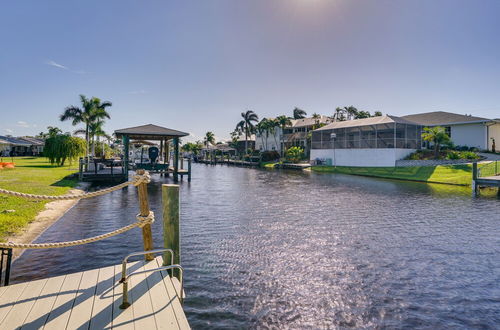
[74,119,110,157]
[236,110,259,152]
[60,95,112,160]
[293,107,307,119]
[344,106,358,120]
[204,131,215,148]
[276,115,292,157]
[333,107,347,122]
[312,113,321,125]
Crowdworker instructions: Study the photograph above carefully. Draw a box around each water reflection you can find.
[12,164,500,329]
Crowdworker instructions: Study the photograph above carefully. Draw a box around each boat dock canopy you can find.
[115,124,189,141]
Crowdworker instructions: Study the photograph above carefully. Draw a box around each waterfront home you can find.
[310,115,422,167]
[255,115,331,155]
[0,135,43,156]
[235,134,256,154]
[401,111,500,151]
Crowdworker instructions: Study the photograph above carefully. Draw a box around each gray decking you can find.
[0,256,189,329]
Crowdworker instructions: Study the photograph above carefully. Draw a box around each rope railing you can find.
[0,211,155,249]
[0,173,151,201]
[0,171,155,250]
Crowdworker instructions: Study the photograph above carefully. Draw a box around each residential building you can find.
[401,111,500,151]
[0,135,44,156]
[255,115,331,155]
[310,115,422,167]
[234,134,255,155]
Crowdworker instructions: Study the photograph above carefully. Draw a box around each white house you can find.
[401,111,500,151]
[310,115,422,167]
[255,115,331,155]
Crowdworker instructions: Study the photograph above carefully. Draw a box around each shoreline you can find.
[8,182,90,261]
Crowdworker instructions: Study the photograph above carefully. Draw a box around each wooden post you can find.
[122,135,129,181]
[162,184,180,279]
[173,138,179,182]
[136,169,154,260]
[188,158,192,182]
[472,162,478,197]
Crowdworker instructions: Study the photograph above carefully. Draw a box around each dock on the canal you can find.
[472,161,500,196]
[0,256,189,329]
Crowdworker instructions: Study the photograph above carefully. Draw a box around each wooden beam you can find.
[136,169,154,260]
[162,184,181,280]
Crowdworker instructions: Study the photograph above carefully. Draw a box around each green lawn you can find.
[311,163,495,186]
[0,157,79,241]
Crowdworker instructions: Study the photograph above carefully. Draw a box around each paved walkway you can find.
[479,152,500,161]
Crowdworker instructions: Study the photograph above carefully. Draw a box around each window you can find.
[445,126,451,138]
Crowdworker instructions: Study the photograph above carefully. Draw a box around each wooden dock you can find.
[0,256,189,329]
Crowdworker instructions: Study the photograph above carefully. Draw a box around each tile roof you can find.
[401,111,490,125]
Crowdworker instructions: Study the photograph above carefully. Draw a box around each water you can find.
[11,164,500,329]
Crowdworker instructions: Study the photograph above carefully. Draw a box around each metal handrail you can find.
[119,249,183,309]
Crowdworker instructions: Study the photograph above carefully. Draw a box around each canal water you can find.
[11,164,500,329]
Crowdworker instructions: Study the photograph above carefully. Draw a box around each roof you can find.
[236,134,255,142]
[291,115,330,128]
[316,115,418,131]
[17,136,45,145]
[0,135,32,146]
[115,124,189,140]
[401,111,491,126]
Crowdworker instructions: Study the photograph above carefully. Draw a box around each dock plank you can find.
[66,268,100,329]
[0,256,189,329]
[154,258,190,330]
[0,280,30,324]
[0,278,47,328]
[43,271,84,329]
[143,258,180,330]
[88,263,116,329]
[19,274,66,330]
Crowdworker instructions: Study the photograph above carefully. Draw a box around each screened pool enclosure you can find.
[312,116,422,150]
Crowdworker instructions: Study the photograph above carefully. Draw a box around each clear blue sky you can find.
[1,0,499,142]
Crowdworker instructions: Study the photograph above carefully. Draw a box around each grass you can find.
[0,157,79,241]
[311,162,496,186]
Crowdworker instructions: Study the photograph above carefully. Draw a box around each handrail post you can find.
[136,169,154,260]
[162,184,181,280]
[188,158,192,182]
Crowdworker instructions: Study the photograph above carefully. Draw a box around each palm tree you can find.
[236,110,259,152]
[204,131,215,148]
[60,95,112,160]
[312,113,321,125]
[293,107,307,119]
[75,119,110,157]
[276,115,292,157]
[333,107,347,122]
[422,126,451,159]
[374,111,383,117]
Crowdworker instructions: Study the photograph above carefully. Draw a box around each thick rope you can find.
[0,211,155,249]
[0,173,151,201]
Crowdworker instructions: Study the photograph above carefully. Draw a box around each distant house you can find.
[234,135,255,154]
[401,111,500,151]
[310,115,422,167]
[0,136,44,156]
[255,115,331,155]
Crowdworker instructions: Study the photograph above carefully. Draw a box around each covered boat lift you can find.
[114,124,189,183]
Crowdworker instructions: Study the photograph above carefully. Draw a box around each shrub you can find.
[446,151,460,160]
[460,151,480,159]
[285,147,305,163]
[261,150,280,162]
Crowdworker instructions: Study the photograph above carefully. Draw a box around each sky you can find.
[1,0,499,142]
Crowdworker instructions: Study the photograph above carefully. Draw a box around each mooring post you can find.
[173,138,179,183]
[136,169,154,260]
[162,184,181,279]
[188,158,192,182]
[472,162,478,197]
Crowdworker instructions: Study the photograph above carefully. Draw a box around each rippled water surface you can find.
[12,164,500,329]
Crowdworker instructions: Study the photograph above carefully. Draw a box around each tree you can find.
[44,134,86,166]
[182,142,202,155]
[60,94,112,160]
[236,110,259,152]
[312,113,321,125]
[285,146,305,164]
[374,111,383,117]
[204,131,215,148]
[421,126,451,159]
[74,119,110,157]
[293,107,307,119]
[276,115,292,157]
[355,110,372,119]
[333,107,347,121]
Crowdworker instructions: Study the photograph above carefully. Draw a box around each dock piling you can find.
[162,184,181,279]
[137,169,154,260]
